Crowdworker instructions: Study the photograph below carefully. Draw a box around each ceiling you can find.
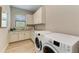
[12,5,41,12]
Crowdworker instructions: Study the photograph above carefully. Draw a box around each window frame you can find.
[1,12,8,28]
[15,15,26,30]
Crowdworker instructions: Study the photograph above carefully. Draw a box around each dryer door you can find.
[43,43,58,53]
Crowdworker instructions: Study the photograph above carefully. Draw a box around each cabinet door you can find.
[27,14,33,24]
[19,32,25,40]
[33,12,38,24]
[33,7,42,24]
[30,31,35,42]
[24,31,30,39]
[9,32,19,42]
[36,7,42,24]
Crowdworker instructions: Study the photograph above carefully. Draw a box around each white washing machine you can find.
[42,33,79,53]
[34,31,52,53]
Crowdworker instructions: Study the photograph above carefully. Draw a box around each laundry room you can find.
[0,5,79,53]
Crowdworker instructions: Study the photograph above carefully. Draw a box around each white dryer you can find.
[42,33,79,53]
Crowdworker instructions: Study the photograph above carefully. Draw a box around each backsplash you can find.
[35,24,46,30]
[26,26,34,30]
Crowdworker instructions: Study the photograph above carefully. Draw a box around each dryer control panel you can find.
[53,40,71,53]
[53,41,60,47]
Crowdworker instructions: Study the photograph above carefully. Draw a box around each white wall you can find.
[0,5,11,52]
[0,28,8,52]
[45,5,79,36]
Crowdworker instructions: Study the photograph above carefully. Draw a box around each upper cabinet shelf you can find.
[33,6,46,24]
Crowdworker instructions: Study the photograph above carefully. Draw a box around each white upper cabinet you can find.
[26,14,33,24]
[33,6,46,24]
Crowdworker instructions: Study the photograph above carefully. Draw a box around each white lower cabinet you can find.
[9,31,31,43]
[9,32,19,42]
[19,32,25,40]
[24,31,30,40]
[30,31,35,42]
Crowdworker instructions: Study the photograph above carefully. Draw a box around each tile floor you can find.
[5,39,36,53]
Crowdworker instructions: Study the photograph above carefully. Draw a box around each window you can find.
[15,15,26,30]
[1,13,8,27]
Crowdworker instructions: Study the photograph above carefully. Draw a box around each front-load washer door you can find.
[35,37,40,49]
[43,43,58,53]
